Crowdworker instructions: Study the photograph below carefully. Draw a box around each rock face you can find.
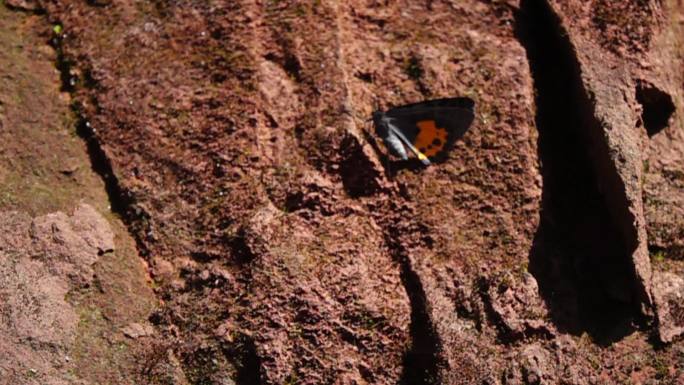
[486,272,554,339]
[0,204,113,384]
[653,272,684,343]
[521,0,684,344]
[4,0,684,383]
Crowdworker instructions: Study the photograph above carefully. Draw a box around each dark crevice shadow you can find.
[231,336,263,385]
[389,159,429,176]
[636,80,675,137]
[74,113,153,260]
[396,249,442,385]
[3,1,45,14]
[375,201,442,383]
[49,27,154,259]
[516,0,644,345]
[339,133,385,197]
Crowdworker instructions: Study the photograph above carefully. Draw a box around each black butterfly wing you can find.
[388,97,475,112]
[384,101,474,161]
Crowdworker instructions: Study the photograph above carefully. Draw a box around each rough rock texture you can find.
[548,0,683,338]
[0,204,112,385]
[486,272,554,339]
[0,8,158,384]
[122,322,156,339]
[653,272,684,343]
[546,0,684,343]
[4,0,40,12]
[2,0,684,383]
[635,0,684,344]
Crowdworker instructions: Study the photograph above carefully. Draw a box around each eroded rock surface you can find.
[4,0,40,12]
[653,272,684,343]
[4,0,683,383]
[0,204,113,384]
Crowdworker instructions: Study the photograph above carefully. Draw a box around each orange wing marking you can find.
[414,120,448,157]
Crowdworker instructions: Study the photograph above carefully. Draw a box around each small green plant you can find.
[52,24,63,35]
[651,250,666,264]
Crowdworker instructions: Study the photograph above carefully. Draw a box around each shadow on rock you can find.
[515,0,643,345]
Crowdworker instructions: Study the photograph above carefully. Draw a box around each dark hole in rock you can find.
[231,336,263,385]
[355,71,373,83]
[516,0,643,344]
[228,231,256,265]
[283,54,302,82]
[190,251,218,263]
[636,80,675,137]
[211,72,228,83]
[284,191,305,213]
[405,55,423,80]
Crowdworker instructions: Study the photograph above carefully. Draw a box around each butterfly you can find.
[372,97,475,166]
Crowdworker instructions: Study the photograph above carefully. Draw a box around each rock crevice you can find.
[516,0,653,341]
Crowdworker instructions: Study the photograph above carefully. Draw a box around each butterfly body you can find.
[373,97,475,166]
